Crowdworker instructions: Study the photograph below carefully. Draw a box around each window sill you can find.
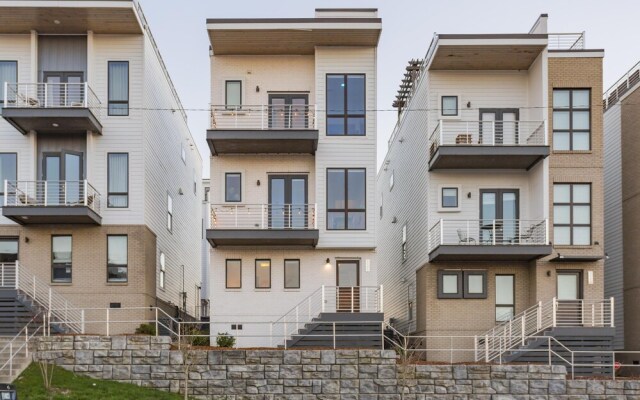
[254,289,271,292]
[224,289,242,292]
[106,282,128,286]
[50,282,72,286]
[552,150,593,154]
[284,288,301,292]
[553,245,594,250]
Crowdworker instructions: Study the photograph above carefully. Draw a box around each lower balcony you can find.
[2,180,101,225]
[428,219,552,262]
[206,203,319,248]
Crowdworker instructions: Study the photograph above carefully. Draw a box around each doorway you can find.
[268,175,308,229]
[336,260,360,312]
[479,108,520,145]
[556,271,583,326]
[42,151,84,205]
[43,72,85,107]
[479,189,519,243]
[268,94,309,129]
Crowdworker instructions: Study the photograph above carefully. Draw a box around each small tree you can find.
[177,324,208,400]
[33,355,56,400]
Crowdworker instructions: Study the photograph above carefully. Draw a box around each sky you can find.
[140,0,640,178]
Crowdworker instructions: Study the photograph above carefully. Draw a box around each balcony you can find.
[428,120,549,170]
[207,105,318,155]
[206,203,319,248]
[2,180,101,225]
[2,83,102,135]
[428,219,552,262]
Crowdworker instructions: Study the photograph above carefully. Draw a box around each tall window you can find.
[0,238,18,263]
[552,89,590,151]
[167,194,173,232]
[327,168,366,230]
[0,153,17,206]
[225,80,241,109]
[496,275,515,322]
[159,252,165,289]
[107,153,128,208]
[226,259,241,289]
[107,235,128,282]
[326,74,365,136]
[225,173,241,202]
[402,224,408,261]
[554,183,591,245]
[108,61,129,116]
[284,259,300,289]
[255,259,271,289]
[0,61,17,111]
[51,236,72,283]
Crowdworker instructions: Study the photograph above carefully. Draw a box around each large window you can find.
[0,238,18,263]
[226,259,241,289]
[167,194,173,232]
[327,168,366,230]
[554,183,591,245]
[495,275,515,322]
[107,153,128,208]
[326,74,365,136]
[225,173,241,202]
[284,259,300,289]
[0,153,17,206]
[552,89,590,151]
[255,259,271,289]
[107,235,128,282]
[225,80,241,109]
[0,61,17,110]
[108,61,129,116]
[51,236,72,283]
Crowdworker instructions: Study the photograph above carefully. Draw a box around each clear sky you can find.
[140,0,640,177]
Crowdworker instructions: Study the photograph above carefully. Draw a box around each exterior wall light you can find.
[324,258,331,269]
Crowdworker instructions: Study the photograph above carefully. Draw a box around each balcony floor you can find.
[2,206,101,225]
[429,146,549,170]
[207,129,318,155]
[2,108,103,135]
[206,229,319,248]
[428,244,553,262]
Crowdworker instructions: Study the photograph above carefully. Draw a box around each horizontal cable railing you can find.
[603,60,640,110]
[211,203,317,230]
[0,263,17,288]
[428,219,549,251]
[4,180,101,215]
[4,82,102,122]
[211,104,317,130]
[548,32,586,50]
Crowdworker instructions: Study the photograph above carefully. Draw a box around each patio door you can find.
[42,151,84,205]
[557,271,583,326]
[336,260,360,312]
[268,175,307,229]
[480,189,519,243]
[44,72,84,107]
[268,94,309,129]
[479,108,519,145]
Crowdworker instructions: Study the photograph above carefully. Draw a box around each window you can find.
[327,168,366,230]
[225,260,241,289]
[167,194,173,232]
[181,143,186,164]
[225,80,241,109]
[552,89,590,151]
[159,252,165,289]
[51,236,72,283]
[554,183,591,245]
[441,187,459,208]
[463,271,487,299]
[326,74,365,136]
[438,270,486,299]
[225,173,241,202]
[107,235,128,282]
[0,153,17,206]
[496,275,515,322]
[107,153,128,208]
[0,238,18,263]
[438,270,461,299]
[284,259,300,289]
[379,193,383,219]
[193,171,197,195]
[402,224,408,262]
[108,61,129,116]
[109,303,122,308]
[441,96,458,116]
[389,171,394,191]
[255,259,271,289]
[0,61,17,111]
[204,187,210,202]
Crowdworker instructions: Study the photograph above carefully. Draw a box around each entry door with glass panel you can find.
[336,260,360,312]
[268,94,309,129]
[557,271,583,326]
[479,109,519,145]
[43,72,84,107]
[480,189,519,243]
[268,175,308,229]
[42,151,84,205]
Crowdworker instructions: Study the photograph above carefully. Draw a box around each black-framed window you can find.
[107,153,128,208]
[441,187,458,208]
[326,74,365,136]
[108,61,129,116]
[441,96,458,116]
[0,61,18,111]
[226,259,241,289]
[167,193,173,232]
[464,271,487,299]
[552,89,590,151]
[159,252,165,289]
[0,153,17,206]
[553,183,591,245]
[255,259,271,289]
[438,270,487,299]
[225,173,241,202]
[225,80,241,109]
[327,168,366,230]
[402,224,408,261]
[495,274,515,322]
[107,235,128,283]
[284,259,300,289]
[438,270,462,299]
[52,235,72,283]
[0,237,18,263]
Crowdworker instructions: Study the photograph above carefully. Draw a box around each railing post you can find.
[155,308,159,336]
[439,120,444,145]
[15,260,19,290]
[48,287,52,311]
[350,287,354,313]
[84,82,88,108]
[484,335,489,363]
[32,275,36,300]
[261,104,265,130]
[521,316,526,346]
[321,285,326,313]
[295,306,299,332]
[474,335,478,362]
[81,309,85,334]
[3,82,7,110]
[25,326,29,359]
[234,205,238,228]
[314,203,318,229]
[3,179,6,207]
[492,219,496,245]
[83,180,88,206]
[537,301,542,331]
[591,303,595,327]
[379,285,384,313]
[106,308,110,336]
[492,121,496,146]
[552,297,557,327]
[261,204,265,229]
[332,322,336,349]
[44,83,48,108]
[44,181,48,207]
[610,297,615,328]
[440,219,444,245]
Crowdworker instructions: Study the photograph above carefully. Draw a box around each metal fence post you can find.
[332,322,336,349]
[484,335,489,363]
[14,261,19,290]
[321,285,325,313]
[155,308,159,336]
[379,285,384,313]
[474,335,478,361]
[106,308,110,336]
[521,316,526,346]
[552,297,557,327]
[610,297,615,328]
[81,310,85,334]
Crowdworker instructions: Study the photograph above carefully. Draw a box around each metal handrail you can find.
[210,104,317,130]
[4,180,101,215]
[0,311,45,379]
[211,203,317,230]
[604,60,640,110]
[428,219,549,250]
[547,32,586,50]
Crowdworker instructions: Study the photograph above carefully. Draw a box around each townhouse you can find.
[0,0,203,320]
[377,15,611,361]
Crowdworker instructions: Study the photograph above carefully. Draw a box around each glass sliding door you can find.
[479,108,520,145]
[480,189,519,244]
[268,175,308,229]
[43,151,84,206]
[268,94,309,129]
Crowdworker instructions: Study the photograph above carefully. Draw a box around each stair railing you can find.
[0,311,46,379]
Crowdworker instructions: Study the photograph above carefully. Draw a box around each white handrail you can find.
[4,180,101,215]
[0,311,46,380]
[211,104,317,130]
[211,203,316,230]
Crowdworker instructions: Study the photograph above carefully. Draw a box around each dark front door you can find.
[44,72,84,107]
[268,94,309,129]
[42,151,84,205]
[557,271,583,326]
[268,175,308,229]
[479,108,520,145]
[336,260,360,312]
[480,189,519,243]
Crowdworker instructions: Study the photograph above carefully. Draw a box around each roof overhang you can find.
[0,1,142,34]
[429,245,553,262]
[549,254,604,263]
[206,229,319,248]
[206,18,382,55]
[2,206,101,225]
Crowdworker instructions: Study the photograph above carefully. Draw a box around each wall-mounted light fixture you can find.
[546,270,551,277]
[257,180,261,186]
[24,237,29,243]
[467,192,472,199]
[324,258,331,269]
[256,86,260,93]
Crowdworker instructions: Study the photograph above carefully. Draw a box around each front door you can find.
[479,108,520,145]
[44,72,84,107]
[268,175,307,229]
[268,94,309,129]
[557,271,583,326]
[42,151,84,205]
[480,189,519,243]
[336,260,360,312]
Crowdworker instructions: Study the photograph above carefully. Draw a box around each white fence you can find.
[4,180,101,215]
[211,203,317,230]
[211,104,317,130]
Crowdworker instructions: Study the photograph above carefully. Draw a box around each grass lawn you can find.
[14,363,183,400]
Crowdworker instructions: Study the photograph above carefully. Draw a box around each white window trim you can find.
[438,185,462,212]
[439,94,462,120]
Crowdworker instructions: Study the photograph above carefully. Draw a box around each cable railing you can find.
[603,60,640,110]
[210,203,317,230]
[211,104,317,130]
[4,180,101,215]
[0,263,17,288]
[548,32,586,50]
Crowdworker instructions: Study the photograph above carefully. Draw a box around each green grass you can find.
[14,363,183,400]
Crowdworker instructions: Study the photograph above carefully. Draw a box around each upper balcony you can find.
[2,83,103,135]
[428,219,552,262]
[2,180,101,225]
[206,203,319,248]
[207,105,318,156]
[428,120,549,170]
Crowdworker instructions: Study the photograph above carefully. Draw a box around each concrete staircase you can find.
[0,336,32,383]
[285,312,384,349]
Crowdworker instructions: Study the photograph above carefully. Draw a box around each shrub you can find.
[216,332,236,348]
[135,323,156,336]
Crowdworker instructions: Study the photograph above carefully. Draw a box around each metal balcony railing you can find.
[3,180,101,215]
[3,82,102,122]
[211,203,317,230]
[548,32,586,50]
[210,104,317,130]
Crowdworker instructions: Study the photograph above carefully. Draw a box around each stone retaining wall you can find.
[35,336,640,399]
